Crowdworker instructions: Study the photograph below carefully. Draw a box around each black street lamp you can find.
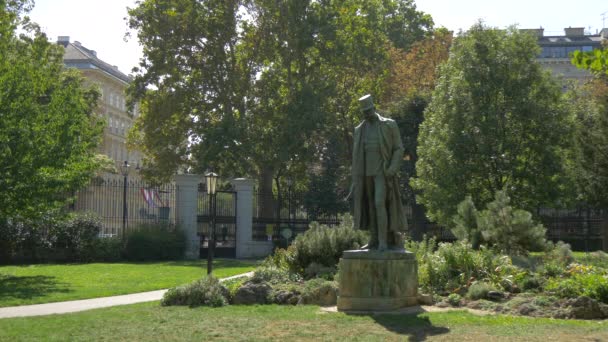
[121,160,129,234]
[205,171,219,275]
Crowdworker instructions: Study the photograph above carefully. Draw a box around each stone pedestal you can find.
[337,249,418,311]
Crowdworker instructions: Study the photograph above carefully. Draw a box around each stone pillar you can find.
[174,174,201,260]
[232,178,273,258]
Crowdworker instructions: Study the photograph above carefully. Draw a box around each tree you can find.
[412,23,570,227]
[0,0,104,220]
[566,79,608,207]
[126,0,433,192]
[571,47,608,77]
[452,196,481,249]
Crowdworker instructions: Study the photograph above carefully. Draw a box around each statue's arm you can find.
[386,121,404,176]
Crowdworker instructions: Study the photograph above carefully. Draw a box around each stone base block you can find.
[337,249,418,311]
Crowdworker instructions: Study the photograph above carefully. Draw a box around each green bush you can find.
[451,196,482,249]
[288,214,367,275]
[250,266,301,285]
[467,282,495,300]
[51,212,102,261]
[89,237,123,262]
[413,238,517,294]
[161,276,229,307]
[545,273,608,304]
[477,190,547,255]
[222,276,248,302]
[447,293,462,306]
[123,223,186,261]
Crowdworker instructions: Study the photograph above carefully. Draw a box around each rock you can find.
[274,290,300,305]
[518,303,536,316]
[486,291,504,301]
[600,303,608,319]
[233,282,272,305]
[417,294,434,305]
[565,296,604,319]
[435,301,449,308]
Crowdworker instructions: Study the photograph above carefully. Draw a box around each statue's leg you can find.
[374,175,388,251]
[365,176,378,249]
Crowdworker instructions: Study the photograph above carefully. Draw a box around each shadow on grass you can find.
[372,313,450,341]
[344,308,449,342]
[0,274,71,301]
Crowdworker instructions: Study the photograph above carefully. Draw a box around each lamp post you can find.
[121,160,129,234]
[205,171,219,275]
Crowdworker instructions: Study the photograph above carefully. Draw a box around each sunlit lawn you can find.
[1,303,607,341]
[0,259,258,307]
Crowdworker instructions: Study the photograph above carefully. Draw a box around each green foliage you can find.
[476,190,547,255]
[250,266,301,285]
[288,214,367,275]
[51,213,102,262]
[123,223,186,261]
[467,282,496,300]
[447,293,462,306]
[126,0,432,186]
[161,276,229,307]
[451,196,481,249]
[545,273,608,304]
[412,23,570,227]
[413,239,517,294]
[222,277,248,302]
[0,1,104,221]
[571,48,608,77]
[88,237,123,262]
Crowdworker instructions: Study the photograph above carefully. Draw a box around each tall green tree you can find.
[126,0,432,191]
[412,23,570,227]
[0,0,104,220]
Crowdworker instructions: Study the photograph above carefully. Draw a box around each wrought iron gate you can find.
[198,189,237,258]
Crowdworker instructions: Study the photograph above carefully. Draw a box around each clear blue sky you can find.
[29,0,608,75]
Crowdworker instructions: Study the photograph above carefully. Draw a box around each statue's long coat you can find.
[351,113,408,232]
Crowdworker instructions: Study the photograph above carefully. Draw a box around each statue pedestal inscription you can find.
[337,249,418,311]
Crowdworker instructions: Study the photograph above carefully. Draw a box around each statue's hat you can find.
[358,94,374,111]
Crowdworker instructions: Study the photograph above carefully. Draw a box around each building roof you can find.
[57,36,132,84]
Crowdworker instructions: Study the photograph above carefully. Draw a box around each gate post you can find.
[232,178,272,258]
[175,174,201,260]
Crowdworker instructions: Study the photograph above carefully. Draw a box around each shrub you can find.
[51,212,102,261]
[222,276,248,302]
[545,273,608,304]
[288,214,367,274]
[517,274,542,292]
[467,282,495,300]
[477,190,547,255]
[161,276,229,307]
[123,223,186,261]
[250,266,301,285]
[415,239,517,294]
[447,293,462,306]
[451,196,482,249]
[89,236,123,262]
[304,262,336,280]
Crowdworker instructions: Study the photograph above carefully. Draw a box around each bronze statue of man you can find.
[351,94,407,250]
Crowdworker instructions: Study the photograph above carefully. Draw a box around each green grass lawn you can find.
[0,303,606,341]
[0,259,258,307]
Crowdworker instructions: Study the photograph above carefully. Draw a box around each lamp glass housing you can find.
[205,172,219,195]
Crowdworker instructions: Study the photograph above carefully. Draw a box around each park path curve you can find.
[0,271,254,319]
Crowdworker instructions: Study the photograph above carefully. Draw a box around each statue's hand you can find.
[385,167,397,177]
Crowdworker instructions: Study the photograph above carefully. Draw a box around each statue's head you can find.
[358,94,375,120]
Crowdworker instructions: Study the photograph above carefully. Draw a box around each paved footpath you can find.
[0,271,254,319]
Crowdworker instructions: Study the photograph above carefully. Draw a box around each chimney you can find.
[601,28,608,40]
[57,36,70,47]
[564,27,585,37]
[521,28,544,38]
[90,50,97,57]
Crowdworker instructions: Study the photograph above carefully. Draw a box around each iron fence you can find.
[69,175,176,237]
[252,190,343,241]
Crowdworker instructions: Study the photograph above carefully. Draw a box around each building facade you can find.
[57,36,141,171]
[525,27,607,81]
